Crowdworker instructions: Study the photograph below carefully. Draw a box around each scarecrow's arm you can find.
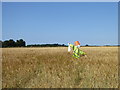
[69,44,74,48]
[79,49,86,55]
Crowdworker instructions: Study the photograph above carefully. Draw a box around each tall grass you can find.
[2,47,118,88]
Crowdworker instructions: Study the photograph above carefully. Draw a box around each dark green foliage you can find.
[2,39,26,48]
[85,44,89,46]
[1,39,67,47]
[16,39,26,47]
[27,43,67,47]
[0,40,2,48]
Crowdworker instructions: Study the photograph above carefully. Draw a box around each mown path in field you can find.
[2,47,118,88]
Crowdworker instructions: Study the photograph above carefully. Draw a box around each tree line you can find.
[0,39,26,47]
[27,44,67,47]
[0,39,67,48]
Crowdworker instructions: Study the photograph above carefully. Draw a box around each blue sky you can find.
[2,2,118,45]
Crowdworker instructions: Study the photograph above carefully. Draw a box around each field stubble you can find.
[2,47,118,88]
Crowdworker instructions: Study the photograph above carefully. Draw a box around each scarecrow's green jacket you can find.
[70,44,86,58]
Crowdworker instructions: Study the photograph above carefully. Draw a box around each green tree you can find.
[0,40,2,48]
[2,40,9,47]
[2,39,16,47]
[8,39,16,47]
[16,39,26,47]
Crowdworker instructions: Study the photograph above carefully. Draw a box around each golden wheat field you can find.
[2,47,118,88]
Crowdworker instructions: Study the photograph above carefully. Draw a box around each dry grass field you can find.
[2,47,118,88]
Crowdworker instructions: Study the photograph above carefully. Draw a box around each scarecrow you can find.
[68,41,86,58]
